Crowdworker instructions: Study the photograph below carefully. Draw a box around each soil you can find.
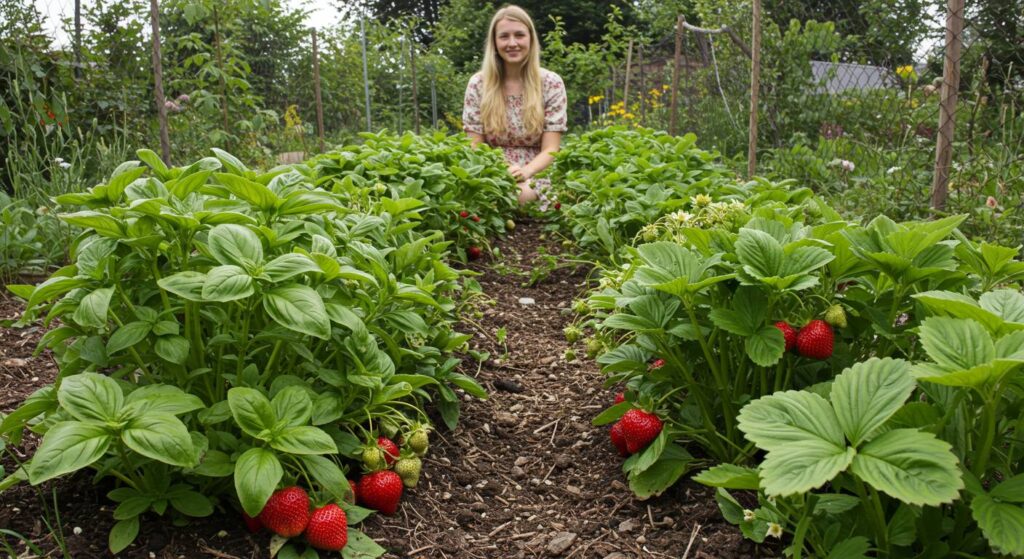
[0,217,771,559]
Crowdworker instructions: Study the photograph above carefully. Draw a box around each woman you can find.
[462,5,568,205]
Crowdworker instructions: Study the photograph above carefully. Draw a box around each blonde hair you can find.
[479,5,544,137]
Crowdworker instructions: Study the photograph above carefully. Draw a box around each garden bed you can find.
[0,217,768,558]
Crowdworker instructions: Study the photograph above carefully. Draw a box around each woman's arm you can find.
[512,131,562,180]
[467,131,485,148]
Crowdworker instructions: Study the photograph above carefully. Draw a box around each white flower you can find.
[72,526,82,535]
[840,160,855,172]
[886,166,902,175]
[742,509,756,522]
[670,210,692,224]
[58,161,72,169]
[54,157,64,164]
[766,522,783,539]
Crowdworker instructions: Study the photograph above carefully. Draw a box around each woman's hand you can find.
[508,164,531,181]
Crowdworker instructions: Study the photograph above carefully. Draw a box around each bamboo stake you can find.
[149,0,170,165]
[747,0,762,178]
[931,0,965,211]
[623,38,633,113]
[670,15,683,136]
[410,37,420,134]
[312,29,325,153]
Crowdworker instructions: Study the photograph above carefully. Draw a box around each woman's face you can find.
[494,18,530,67]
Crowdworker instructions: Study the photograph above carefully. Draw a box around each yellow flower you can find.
[623,113,635,119]
[693,194,712,207]
[662,84,670,90]
[896,65,917,82]
[588,95,604,105]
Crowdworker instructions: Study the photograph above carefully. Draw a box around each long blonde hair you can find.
[479,5,544,137]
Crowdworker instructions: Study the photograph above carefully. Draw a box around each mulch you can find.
[0,217,774,558]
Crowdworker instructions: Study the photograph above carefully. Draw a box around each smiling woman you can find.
[462,5,567,206]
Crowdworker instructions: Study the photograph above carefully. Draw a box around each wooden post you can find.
[360,18,372,132]
[312,29,325,153]
[213,4,230,139]
[410,38,420,134]
[149,0,170,165]
[623,39,633,113]
[747,0,762,178]
[430,64,438,128]
[670,15,683,136]
[931,0,965,211]
[73,0,81,79]
[638,44,646,126]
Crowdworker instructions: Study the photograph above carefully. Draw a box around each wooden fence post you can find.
[74,0,81,79]
[149,0,170,165]
[639,44,646,126]
[213,4,230,139]
[747,0,762,178]
[360,18,372,132]
[931,0,965,211]
[312,29,325,153]
[670,15,683,136]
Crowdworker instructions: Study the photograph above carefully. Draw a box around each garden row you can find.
[548,126,1024,558]
[0,133,520,557]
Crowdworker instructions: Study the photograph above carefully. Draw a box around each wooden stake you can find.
[312,29,325,153]
[639,44,646,126]
[747,0,762,178]
[410,38,420,134]
[623,39,633,113]
[931,0,965,211]
[149,0,170,165]
[670,15,683,136]
[213,4,230,139]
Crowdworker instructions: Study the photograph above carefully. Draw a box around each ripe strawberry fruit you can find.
[554,202,562,210]
[797,320,834,359]
[467,246,482,260]
[649,358,666,370]
[258,486,310,538]
[609,421,630,457]
[305,504,348,551]
[394,456,423,488]
[242,511,263,534]
[459,210,469,218]
[377,437,399,466]
[359,470,403,515]
[774,321,797,352]
[614,392,625,405]
[619,409,664,453]
[471,215,481,222]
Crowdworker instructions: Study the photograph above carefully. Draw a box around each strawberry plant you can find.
[0,147,488,555]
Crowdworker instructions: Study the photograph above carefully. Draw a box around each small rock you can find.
[470,502,487,512]
[635,535,646,544]
[519,297,536,306]
[514,456,530,467]
[540,356,557,365]
[510,404,524,412]
[546,532,577,556]
[603,553,629,559]
[554,455,572,469]
[496,412,518,427]
[564,485,581,496]
[618,519,639,533]
[512,466,527,479]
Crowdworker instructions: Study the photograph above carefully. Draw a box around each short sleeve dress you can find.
[462,69,568,198]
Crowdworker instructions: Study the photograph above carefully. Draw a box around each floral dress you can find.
[462,69,568,200]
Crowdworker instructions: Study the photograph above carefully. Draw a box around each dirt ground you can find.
[0,217,772,559]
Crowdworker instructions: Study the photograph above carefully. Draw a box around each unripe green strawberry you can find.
[824,304,848,328]
[505,219,516,231]
[563,325,582,343]
[362,446,385,471]
[571,299,589,315]
[258,486,310,538]
[564,348,577,361]
[305,504,348,551]
[407,429,429,456]
[394,456,423,488]
[619,409,663,454]
[585,338,604,359]
[796,320,834,359]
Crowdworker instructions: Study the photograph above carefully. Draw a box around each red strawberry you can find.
[467,246,482,260]
[258,486,310,538]
[346,480,358,504]
[774,321,797,352]
[377,436,399,466]
[796,320,834,359]
[359,470,403,515]
[305,504,348,551]
[649,358,666,370]
[614,392,625,405]
[471,215,481,222]
[459,210,469,218]
[619,409,663,454]
[610,421,630,457]
[554,202,562,210]
[242,511,263,534]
